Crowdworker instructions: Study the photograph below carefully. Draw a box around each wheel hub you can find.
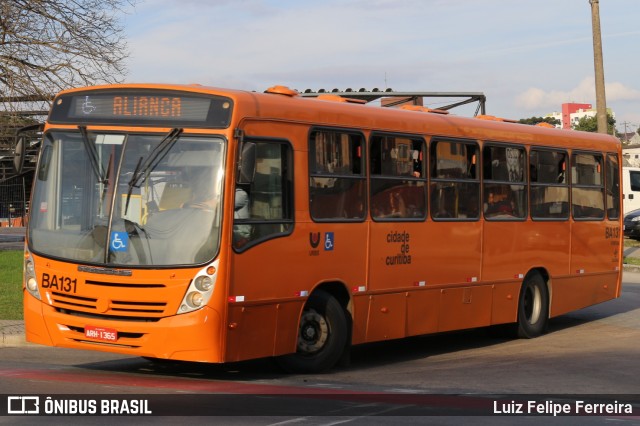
[297,309,329,354]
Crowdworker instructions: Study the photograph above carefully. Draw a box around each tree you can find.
[573,114,616,134]
[0,0,135,112]
[518,116,561,126]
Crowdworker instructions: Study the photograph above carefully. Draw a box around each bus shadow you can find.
[74,328,526,381]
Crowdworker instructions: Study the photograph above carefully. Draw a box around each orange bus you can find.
[22,83,623,372]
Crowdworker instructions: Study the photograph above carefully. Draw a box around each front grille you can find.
[55,307,162,322]
[51,291,168,315]
[85,280,165,288]
[51,292,96,310]
[111,300,166,313]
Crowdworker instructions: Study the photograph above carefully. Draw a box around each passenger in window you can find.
[484,191,513,217]
[389,192,407,217]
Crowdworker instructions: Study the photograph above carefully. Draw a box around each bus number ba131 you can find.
[41,273,78,293]
[605,226,620,239]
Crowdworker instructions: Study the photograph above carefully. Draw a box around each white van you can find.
[623,167,640,215]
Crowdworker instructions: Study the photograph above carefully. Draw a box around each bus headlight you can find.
[187,292,204,308]
[178,260,218,314]
[24,253,41,300]
[194,276,213,292]
[27,278,38,292]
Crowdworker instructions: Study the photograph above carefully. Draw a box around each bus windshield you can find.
[29,130,225,266]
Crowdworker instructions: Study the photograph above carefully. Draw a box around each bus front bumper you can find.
[24,291,224,363]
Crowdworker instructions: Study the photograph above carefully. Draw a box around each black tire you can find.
[517,272,549,338]
[276,290,348,373]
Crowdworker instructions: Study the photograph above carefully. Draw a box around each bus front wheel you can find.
[517,272,549,338]
[276,290,348,373]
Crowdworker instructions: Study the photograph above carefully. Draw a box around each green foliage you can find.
[0,251,24,320]
[518,116,561,126]
[573,114,616,134]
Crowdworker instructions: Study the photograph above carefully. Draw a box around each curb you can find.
[623,264,640,274]
[0,321,34,348]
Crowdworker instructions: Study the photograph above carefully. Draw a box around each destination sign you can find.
[49,89,233,128]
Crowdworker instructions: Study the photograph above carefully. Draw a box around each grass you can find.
[0,250,24,320]
[624,237,640,248]
[624,237,640,266]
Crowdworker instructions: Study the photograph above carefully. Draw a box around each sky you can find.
[122,0,640,133]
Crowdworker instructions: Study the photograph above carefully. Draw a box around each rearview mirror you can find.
[13,136,26,174]
[13,123,43,174]
[237,142,256,184]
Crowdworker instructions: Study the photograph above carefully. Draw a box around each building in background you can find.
[545,102,615,130]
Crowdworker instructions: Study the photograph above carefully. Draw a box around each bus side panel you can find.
[406,289,440,337]
[274,301,306,355]
[549,273,619,317]
[225,304,278,362]
[351,295,370,345]
[490,282,521,325]
[368,222,431,291]
[225,300,303,361]
[554,220,620,316]
[424,222,482,285]
[482,221,539,282]
[438,285,493,332]
[365,293,407,342]
[524,221,572,275]
[571,221,619,274]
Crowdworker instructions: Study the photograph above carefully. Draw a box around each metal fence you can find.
[0,174,29,228]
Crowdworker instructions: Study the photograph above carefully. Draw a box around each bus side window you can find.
[430,139,479,220]
[606,154,620,220]
[530,149,569,220]
[309,129,366,221]
[571,152,605,220]
[483,144,527,220]
[370,134,426,221]
[233,141,293,250]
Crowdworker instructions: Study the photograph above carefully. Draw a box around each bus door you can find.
[226,133,296,361]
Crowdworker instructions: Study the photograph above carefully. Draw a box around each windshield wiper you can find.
[78,126,106,184]
[124,128,183,215]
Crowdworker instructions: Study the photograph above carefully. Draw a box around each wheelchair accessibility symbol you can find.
[324,232,334,251]
[110,231,128,252]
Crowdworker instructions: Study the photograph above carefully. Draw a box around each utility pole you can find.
[589,0,608,134]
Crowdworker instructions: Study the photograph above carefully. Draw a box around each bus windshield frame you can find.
[28,129,227,267]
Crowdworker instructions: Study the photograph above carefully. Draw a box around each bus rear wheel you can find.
[276,290,348,373]
[517,272,549,338]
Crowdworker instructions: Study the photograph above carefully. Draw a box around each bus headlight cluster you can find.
[178,261,219,314]
[194,276,213,292]
[24,251,41,300]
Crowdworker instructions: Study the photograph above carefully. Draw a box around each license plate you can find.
[84,325,118,342]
